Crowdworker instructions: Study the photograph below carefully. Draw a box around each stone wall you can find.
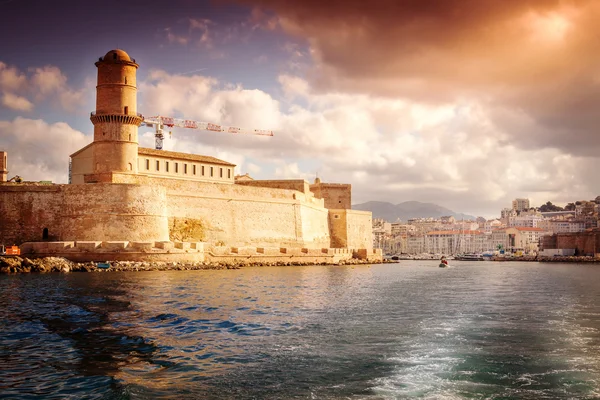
[0,183,169,245]
[125,175,330,248]
[554,231,600,256]
[0,184,63,244]
[328,209,373,250]
[310,181,351,209]
[60,184,169,242]
[1,176,372,253]
[236,179,311,194]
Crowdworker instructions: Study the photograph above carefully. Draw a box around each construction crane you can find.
[142,116,274,150]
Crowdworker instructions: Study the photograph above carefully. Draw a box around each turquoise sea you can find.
[1,261,600,399]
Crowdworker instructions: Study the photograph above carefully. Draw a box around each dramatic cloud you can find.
[0,62,85,112]
[0,117,89,183]
[244,0,600,157]
[136,69,598,217]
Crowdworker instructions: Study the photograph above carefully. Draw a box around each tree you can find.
[538,201,563,212]
[565,202,576,211]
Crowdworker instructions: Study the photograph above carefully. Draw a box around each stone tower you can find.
[89,49,142,178]
[0,151,7,182]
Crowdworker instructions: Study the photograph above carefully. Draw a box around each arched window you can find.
[128,163,132,171]
[42,228,49,240]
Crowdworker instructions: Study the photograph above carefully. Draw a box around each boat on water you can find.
[439,262,449,268]
[454,253,485,261]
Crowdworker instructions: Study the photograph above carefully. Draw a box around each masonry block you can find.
[102,241,129,251]
[130,241,154,251]
[174,242,191,250]
[190,242,204,252]
[76,241,101,251]
[48,242,75,251]
[155,241,174,250]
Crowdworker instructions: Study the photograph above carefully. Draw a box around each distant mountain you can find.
[352,200,476,222]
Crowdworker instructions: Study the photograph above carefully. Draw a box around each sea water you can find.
[1,261,600,399]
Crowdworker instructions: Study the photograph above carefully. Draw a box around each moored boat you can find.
[454,253,485,261]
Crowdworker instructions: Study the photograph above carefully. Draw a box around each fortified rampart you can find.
[0,48,379,264]
[0,183,168,244]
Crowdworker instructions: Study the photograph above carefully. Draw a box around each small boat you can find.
[454,253,485,261]
[439,262,448,268]
[96,262,111,269]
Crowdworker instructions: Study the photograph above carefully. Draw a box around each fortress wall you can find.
[60,183,169,242]
[309,182,352,209]
[0,185,63,244]
[300,204,330,247]
[328,209,373,250]
[113,175,330,248]
[235,179,311,194]
[345,210,373,250]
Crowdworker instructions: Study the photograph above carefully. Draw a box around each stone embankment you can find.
[490,255,600,263]
[0,256,390,274]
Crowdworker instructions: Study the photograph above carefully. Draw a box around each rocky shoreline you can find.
[0,256,391,274]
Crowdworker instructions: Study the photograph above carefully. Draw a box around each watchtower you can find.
[89,49,142,176]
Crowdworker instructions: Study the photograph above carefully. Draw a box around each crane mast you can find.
[143,116,274,150]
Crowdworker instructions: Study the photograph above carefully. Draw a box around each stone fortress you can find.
[0,49,381,264]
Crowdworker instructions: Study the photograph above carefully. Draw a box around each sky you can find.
[1,0,599,219]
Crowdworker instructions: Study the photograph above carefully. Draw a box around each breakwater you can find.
[0,256,388,274]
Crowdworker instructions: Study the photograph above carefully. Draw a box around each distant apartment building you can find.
[491,227,547,253]
[406,234,426,254]
[407,218,441,233]
[483,219,503,233]
[512,198,530,213]
[391,222,416,236]
[508,214,544,228]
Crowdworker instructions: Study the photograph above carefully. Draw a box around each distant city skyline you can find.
[2,0,600,218]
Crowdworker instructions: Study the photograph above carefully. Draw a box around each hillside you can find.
[352,200,476,222]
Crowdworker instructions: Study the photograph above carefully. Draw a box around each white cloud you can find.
[0,62,27,92]
[0,62,85,113]
[135,69,599,217]
[2,93,33,111]
[0,117,89,183]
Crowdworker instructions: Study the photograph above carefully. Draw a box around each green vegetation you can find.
[538,201,563,212]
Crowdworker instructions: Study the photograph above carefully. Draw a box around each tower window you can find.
[113,53,117,60]
[201,166,205,176]
[228,169,231,179]
[166,162,169,172]
[193,165,196,175]
[184,164,188,174]
[124,77,128,84]
[146,159,150,170]
[175,163,179,173]
[43,228,49,240]
[156,160,160,171]
[210,167,214,177]
[220,168,223,178]
[124,106,128,115]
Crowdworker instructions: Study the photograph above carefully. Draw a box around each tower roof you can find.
[102,49,131,62]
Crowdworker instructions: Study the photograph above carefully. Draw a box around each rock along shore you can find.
[0,256,392,274]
